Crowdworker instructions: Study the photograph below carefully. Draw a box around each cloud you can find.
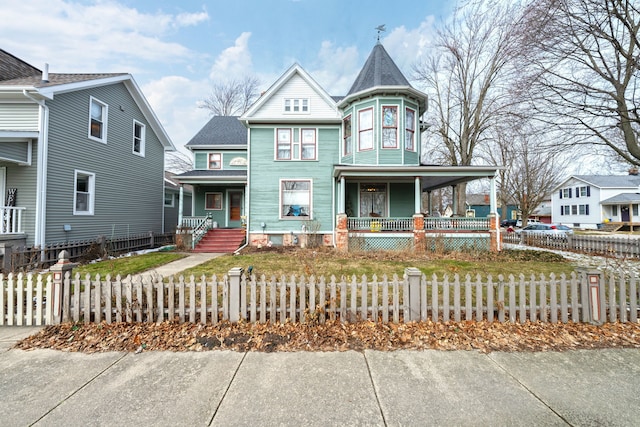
[142,76,211,148]
[383,16,438,77]
[310,41,361,95]
[0,0,206,73]
[208,32,254,81]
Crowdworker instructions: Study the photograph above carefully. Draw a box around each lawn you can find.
[179,246,575,279]
[74,252,187,277]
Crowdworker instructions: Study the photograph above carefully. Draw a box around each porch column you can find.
[336,213,348,252]
[452,185,457,215]
[488,175,501,252]
[414,177,421,213]
[339,176,346,214]
[178,185,184,228]
[427,191,432,215]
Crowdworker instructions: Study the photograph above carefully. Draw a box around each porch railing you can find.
[347,216,490,232]
[0,206,25,234]
[424,216,489,231]
[347,217,414,232]
[181,216,213,249]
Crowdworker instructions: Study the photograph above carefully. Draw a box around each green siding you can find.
[248,126,339,234]
[44,83,165,244]
[389,182,415,217]
[193,150,247,170]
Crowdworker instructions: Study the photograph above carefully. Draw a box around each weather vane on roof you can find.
[376,24,386,41]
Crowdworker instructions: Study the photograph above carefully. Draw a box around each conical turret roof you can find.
[347,42,411,95]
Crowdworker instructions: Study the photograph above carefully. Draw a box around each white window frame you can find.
[283,98,310,114]
[74,170,95,215]
[164,192,175,207]
[562,188,572,198]
[358,108,374,151]
[205,192,223,210]
[132,120,146,156]
[88,96,108,143]
[280,179,312,219]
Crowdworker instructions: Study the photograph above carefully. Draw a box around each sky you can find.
[0,0,456,153]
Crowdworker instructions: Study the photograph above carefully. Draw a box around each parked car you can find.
[500,219,517,228]
[515,219,540,227]
[514,223,572,237]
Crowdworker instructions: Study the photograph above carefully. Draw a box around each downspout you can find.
[23,90,48,251]
[234,126,250,255]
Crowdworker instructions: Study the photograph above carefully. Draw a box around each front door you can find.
[228,191,243,227]
[622,206,630,222]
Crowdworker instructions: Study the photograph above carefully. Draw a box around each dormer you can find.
[337,43,427,167]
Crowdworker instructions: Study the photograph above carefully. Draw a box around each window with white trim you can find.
[405,108,415,151]
[358,108,373,151]
[281,180,311,218]
[89,97,108,142]
[578,204,590,215]
[301,128,316,160]
[74,170,95,215]
[133,120,145,156]
[571,205,578,215]
[205,192,223,210]
[560,188,572,199]
[343,115,352,156]
[164,192,174,207]
[576,186,590,197]
[208,153,222,169]
[276,129,292,160]
[284,98,309,113]
[382,106,398,148]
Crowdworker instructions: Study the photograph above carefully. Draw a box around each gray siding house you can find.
[0,49,174,251]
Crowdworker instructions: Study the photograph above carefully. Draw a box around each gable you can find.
[243,65,340,122]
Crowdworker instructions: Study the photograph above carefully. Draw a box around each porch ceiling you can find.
[333,165,500,192]
[175,169,247,185]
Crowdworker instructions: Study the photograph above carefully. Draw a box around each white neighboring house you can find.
[552,174,640,229]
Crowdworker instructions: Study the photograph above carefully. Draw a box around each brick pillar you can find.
[413,214,425,253]
[488,213,500,252]
[336,213,348,252]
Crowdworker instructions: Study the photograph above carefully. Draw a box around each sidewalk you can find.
[1,324,639,426]
[133,252,223,279]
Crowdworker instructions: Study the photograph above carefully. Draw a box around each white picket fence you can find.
[1,268,638,326]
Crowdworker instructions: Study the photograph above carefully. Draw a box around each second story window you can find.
[301,129,317,160]
[208,153,222,169]
[405,108,415,151]
[382,106,398,148]
[133,120,145,156]
[89,97,108,142]
[276,128,292,159]
[343,115,352,156]
[358,108,373,151]
[284,98,309,113]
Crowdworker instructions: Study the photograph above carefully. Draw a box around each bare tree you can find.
[504,133,567,227]
[480,120,569,226]
[165,150,193,174]
[413,0,528,214]
[200,76,261,116]
[523,0,640,165]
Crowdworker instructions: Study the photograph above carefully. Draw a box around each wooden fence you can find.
[1,267,638,326]
[503,232,640,258]
[8,232,175,271]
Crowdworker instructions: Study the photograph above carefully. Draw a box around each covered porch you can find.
[334,165,501,252]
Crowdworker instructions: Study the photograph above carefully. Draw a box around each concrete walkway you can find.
[0,326,639,426]
[134,252,224,279]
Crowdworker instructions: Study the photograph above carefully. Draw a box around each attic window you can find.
[284,98,309,114]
